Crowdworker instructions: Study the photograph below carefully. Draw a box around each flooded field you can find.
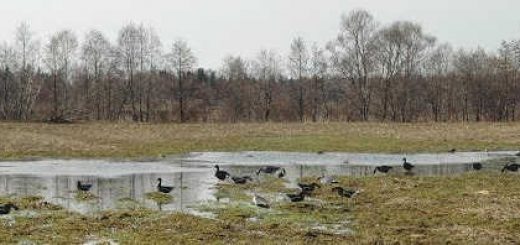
[0,151,516,215]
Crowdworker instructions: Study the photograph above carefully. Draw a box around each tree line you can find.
[1,9,519,123]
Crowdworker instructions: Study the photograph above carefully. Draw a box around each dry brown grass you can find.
[1,122,519,158]
[338,173,520,244]
[1,172,520,244]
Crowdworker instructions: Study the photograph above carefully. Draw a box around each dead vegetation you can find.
[1,122,520,159]
[0,172,519,243]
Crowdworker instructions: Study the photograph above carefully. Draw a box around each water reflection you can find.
[0,151,516,214]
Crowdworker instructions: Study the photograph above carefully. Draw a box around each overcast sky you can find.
[0,0,519,69]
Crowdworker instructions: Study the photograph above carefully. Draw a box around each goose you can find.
[214,165,230,181]
[256,166,282,175]
[402,158,415,171]
[77,181,93,192]
[374,166,393,174]
[449,148,456,153]
[277,168,287,178]
[231,176,253,185]
[253,193,270,209]
[0,203,18,215]
[317,175,338,184]
[332,187,360,198]
[502,163,520,173]
[286,192,306,202]
[156,178,174,193]
[298,183,321,194]
[472,162,483,171]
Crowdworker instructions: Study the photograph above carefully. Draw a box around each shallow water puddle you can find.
[0,151,516,214]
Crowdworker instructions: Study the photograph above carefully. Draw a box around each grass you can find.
[1,121,520,243]
[1,122,520,159]
[145,192,174,205]
[1,172,519,243]
[334,173,520,244]
[75,191,98,201]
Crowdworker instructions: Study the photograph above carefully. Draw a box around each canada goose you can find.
[332,187,359,198]
[502,163,520,173]
[256,166,282,175]
[214,165,230,181]
[253,193,270,208]
[286,192,307,202]
[77,181,93,192]
[231,176,253,184]
[0,203,18,215]
[374,166,393,174]
[402,158,414,171]
[449,148,456,153]
[298,183,321,194]
[472,162,483,171]
[317,175,338,184]
[156,178,174,193]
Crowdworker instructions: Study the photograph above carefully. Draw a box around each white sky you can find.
[0,0,519,69]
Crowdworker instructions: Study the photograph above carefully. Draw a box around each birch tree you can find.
[167,39,196,122]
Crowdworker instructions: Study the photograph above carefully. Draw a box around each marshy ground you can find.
[0,122,519,244]
[0,172,519,244]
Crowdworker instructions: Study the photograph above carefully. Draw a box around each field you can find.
[1,173,519,244]
[1,122,520,244]
[1,122,519,159]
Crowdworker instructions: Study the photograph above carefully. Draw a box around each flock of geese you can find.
[0,151,519,214]
[213,164,359,209]
[0,181,94,215]
[212,151,520,209]
[374,157,520,174]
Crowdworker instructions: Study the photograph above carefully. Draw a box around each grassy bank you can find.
[1,172,519,243]
[1,122,519,159]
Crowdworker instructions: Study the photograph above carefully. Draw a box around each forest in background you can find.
[1,9,519,123]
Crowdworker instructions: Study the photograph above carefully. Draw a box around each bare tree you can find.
[14,23,41,120]
[375,21,436,121]
[255,49,282,121]
[82,29,111,120]
[145,27,162,121]
[0,42,16,119]
[331,10,378,121]
[0,11,519,123]
[167,39,196,122]
[221,56,253,121]
[221,55,249,81]
[44,30,77,120]
[117,23,141,121]
[288,37,309,122]
[310,43,328,122]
